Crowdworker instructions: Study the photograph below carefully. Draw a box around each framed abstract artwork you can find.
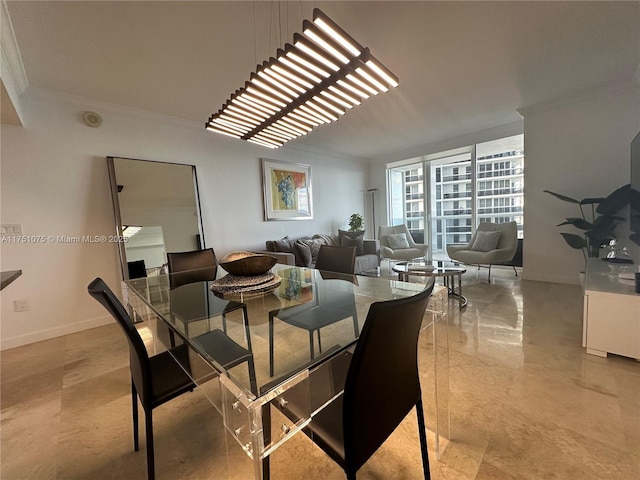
[261,158,313,221]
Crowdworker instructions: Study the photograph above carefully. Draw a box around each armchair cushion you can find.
[385,233,410,249]
[471,231,501,252]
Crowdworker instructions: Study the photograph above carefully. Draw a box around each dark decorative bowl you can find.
[220,251,277,276]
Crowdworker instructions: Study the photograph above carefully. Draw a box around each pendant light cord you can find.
[253,1,257,67]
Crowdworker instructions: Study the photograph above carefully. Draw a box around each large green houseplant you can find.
[544,184,634,262]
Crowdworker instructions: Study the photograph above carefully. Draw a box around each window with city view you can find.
[387,134,524,257]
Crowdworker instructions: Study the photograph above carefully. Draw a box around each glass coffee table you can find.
[393,259,467,309]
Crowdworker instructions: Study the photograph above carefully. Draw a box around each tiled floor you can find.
[2,267,639,479]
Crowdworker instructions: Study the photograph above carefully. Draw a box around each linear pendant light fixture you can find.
[206,8,399,149]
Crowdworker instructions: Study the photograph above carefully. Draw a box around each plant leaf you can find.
[544,190,579,204]
[596,184,631,215]
[630,187,640,210]
[579,197,605,205]
[560,233,586,249]
[557,217,591,230]
[588,215,624,242]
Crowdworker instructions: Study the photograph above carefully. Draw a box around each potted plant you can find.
[544,184,634,262]
[348,213,364,232]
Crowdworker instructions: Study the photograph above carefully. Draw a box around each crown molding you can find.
[1,0,28,93]
[283,140,368,164]
[1,0,27,124]
[29,85,209,128]
[517,78,639,118]
[369,119,524,165]
[26,86,367,162]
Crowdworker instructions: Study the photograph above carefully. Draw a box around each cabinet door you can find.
[586,291,640,359]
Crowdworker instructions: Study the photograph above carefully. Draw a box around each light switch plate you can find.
[1,224,22,235]
[13,299,29,312]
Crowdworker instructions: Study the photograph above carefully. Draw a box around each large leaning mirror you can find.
[107,157,205,281]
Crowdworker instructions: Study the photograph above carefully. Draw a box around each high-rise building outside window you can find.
[387,134,523,257]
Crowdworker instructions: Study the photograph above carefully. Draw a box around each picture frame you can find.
[261,158,313,221]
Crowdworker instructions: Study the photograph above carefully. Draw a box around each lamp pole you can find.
[368,188,378,239]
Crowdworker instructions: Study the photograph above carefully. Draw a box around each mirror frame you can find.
[106,156,206,281]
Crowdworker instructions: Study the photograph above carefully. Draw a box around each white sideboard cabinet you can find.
[582,259,640,360]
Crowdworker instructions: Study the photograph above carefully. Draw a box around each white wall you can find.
[0,88,368,350]
[521,84,640,284]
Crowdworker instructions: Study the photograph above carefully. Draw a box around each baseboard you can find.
[521,270,580,285]
[1,315,115,351]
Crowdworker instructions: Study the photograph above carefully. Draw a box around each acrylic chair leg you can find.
[145,409,155,480]
[416,399,431,479]
[309,330,316,359]
[269,314,275,377]
[132,381,139,451]
[247,356,258,396]
[512,265,518,277]
[241,305,252,350]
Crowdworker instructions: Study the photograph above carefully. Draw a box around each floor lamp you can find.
[368,188,378,239]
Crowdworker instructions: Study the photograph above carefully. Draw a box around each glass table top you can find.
[125,264,428,397]
[393,259,466,275]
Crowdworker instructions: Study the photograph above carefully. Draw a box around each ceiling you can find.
[5,1,639,158]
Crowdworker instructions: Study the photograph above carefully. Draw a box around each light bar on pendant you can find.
[206,8,399,148]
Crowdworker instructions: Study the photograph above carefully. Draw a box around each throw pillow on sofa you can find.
[313,232,340,246]
[338,229,365,256]
[298,237,324,263]
[293,241,313,267]
[272,236,293,253]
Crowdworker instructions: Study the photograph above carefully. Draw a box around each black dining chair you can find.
[166,248,218,289]
[269,270,359,377]
[166,248,258,395]
[127,259,148,279]
[166,247,246,336]
[87,277,195,480]
[315,245,357,274]
[291,280,435,479]
[127,260,149,323]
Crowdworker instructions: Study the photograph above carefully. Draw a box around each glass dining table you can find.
[124,264,450,479]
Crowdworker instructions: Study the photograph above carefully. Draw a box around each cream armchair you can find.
[378,224,429,269]
[447,221,518,281]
